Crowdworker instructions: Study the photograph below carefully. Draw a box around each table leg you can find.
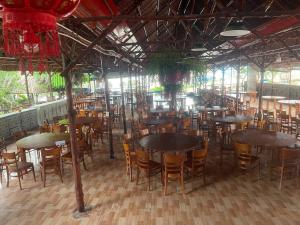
[274,99,277,111]
[267,100,269,110]
[280,103,283,113]
[289,105,292,117]
[18,147,26,162]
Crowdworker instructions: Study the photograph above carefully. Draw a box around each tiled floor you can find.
[1,131,300,225]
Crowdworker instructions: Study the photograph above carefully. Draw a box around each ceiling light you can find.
[220,20,251,37]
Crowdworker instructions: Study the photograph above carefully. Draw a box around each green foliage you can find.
[15,94,28,105]
[145,48,206,97]
[52,73,65,91]
[0,71,24,110]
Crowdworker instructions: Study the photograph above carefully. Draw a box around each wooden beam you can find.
[72,10,300,23]
[61,0,144,76]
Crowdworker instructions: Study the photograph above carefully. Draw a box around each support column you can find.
[129,65,134,120]
[64,72,85,213]
[258,67,265,120]
[104,72,114,159]
[120,72,127,134]
[221,68,225,106]
[212,69,216,91]
[236,64,240,113]
[24,72,31,105]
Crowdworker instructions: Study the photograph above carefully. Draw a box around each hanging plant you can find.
[145,48,206,109]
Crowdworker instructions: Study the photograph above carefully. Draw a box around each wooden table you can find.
[197,106,228,116]
[231,128,297,176]
[212,115,253,124]
[231,128,297,147]
[16,133,69,161]
[277,100,300,116]
[262,96,286,111]
[139,133,199,152]
[155,99,172,109]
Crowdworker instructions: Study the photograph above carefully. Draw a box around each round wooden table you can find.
[16,133,69,161]
[139,133,199,152]
[231,128,297,147]
[212,115,253,124]
[262,96,286,111]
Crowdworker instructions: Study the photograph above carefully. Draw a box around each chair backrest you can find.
[77,110,87,118]
[123,143,133,164]
[257,120,266,129]
[40,123,51,133]
[279,148,300,166]
[41,147,61,166]
[220,130,232,146]
[139,128,149,137]
[0,137,7,152]
[13,130,27,141]
[52,124,65,133]
[234,142,252,169]
[2,152,18,169]
[192,140,208,167]
[158,123,176,133]
[164,153,184,174]
[182,118,191,129]
[136,149,150,170]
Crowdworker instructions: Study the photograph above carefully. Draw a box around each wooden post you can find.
[64,72,85,213]
[24,72,31,105]
[236,63,240,113]
[221,67,225,107]
[258,67,265,120]
[212,69,216,91]
[104,72,114,159]
[129,65,134,120]
[120,71,127,134]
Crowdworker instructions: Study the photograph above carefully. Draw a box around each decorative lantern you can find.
[0,0,80,73]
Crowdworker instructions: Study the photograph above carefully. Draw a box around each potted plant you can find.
[145,48,206,110]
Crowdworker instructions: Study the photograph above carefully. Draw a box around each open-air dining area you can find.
[1,1,300,225]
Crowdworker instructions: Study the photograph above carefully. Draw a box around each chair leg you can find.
[136,168,140,185]
[180,172,185,194]
[148,172,151,191]
[129,166,133,182]
[58,165,63,183]
[82,157,88,171]
[43,169,46,187]
[32,166,36,182]
[17,171,22,190]
[279,169,284,190]
[164,172,168,196]
[6,170,9,187]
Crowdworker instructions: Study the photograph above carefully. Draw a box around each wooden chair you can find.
[2,152,36,190]
[163,153,185,195]
[219,130,235,168]
[184,140,208,184]
[180,117,191,133]
[77,110,88,118]
[61,139,87,172]
[13,130,27,142]
[136,149,161,191]
[51,124,66,133]
[40,147,63,187]
[158,123,176,133]
[234,142,260,178]
[40,123,51,133]
[123,143,136,181]
[280,114,290,133]
[271,148,300,190]
[139,128,150,137]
